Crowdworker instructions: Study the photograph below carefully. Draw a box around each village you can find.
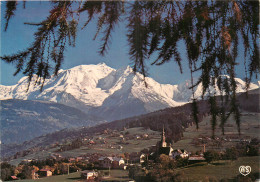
[2,124,258,182]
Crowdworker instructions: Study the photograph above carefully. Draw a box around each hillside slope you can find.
[2,88,259,159]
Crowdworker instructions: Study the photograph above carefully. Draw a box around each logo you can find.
[239,166,251,176]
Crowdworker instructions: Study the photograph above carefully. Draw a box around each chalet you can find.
[98,157,125,169]
[81,170,98,180]
[38,169,52,177]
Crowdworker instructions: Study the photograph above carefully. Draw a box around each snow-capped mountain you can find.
[0,63,259,121]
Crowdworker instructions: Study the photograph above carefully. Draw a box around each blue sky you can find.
[0,1,256,86]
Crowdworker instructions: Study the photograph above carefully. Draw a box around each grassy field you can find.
[10,127,161,166]
[10,113,259,165]
[51,127,161,157]
[176,156,260,181]
[17,170,129,182]
[9,148,59,166]
[18,172,81,182]
[98,169,130,181]
[174,113,260,152]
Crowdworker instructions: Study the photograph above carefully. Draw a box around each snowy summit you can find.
[0,63,259,121]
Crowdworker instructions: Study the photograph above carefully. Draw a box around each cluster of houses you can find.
[9,169,53,181]
[15,127,208,181]
[192,135,252,150]
[98,157,125,169]
[158,126,205,162]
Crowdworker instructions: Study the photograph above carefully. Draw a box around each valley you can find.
[0,64,259,181]
[2,111,259,181]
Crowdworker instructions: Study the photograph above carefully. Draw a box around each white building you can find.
[81,170,98,180]
[172,149,189,159]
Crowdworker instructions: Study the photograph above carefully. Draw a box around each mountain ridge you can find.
[2,88,259,159]
[0,63,259,121]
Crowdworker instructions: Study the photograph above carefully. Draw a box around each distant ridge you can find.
[0,99,103,145]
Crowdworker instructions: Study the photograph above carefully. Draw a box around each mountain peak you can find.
[116,65,134,76]
[97,62,108,66]
[69,63,112,71]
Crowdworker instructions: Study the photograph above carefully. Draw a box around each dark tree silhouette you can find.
[1,1,259,135]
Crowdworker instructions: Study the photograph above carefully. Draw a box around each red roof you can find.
[11,176,18,179]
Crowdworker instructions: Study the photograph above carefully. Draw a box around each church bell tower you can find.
[162,125,167,147]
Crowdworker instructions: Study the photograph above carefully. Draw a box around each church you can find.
[158,125,174,157]
[158,125,189,159]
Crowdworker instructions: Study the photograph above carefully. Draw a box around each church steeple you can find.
[162,125,167,147]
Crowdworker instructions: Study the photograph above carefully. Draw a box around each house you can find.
[98,157,125,169]
[76,157,83,161]
[38,169,52,177]
[140,154,146,164]
[81,170,98,180]
[32,169,39,179]
[172,149,189,159]
[69,158,76,162]
[89,140,95,144]
[143,134,149,138]
[10,176,18,180]
[50,153,62,160]
[22,159,33,163]
[188,155,206,164]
